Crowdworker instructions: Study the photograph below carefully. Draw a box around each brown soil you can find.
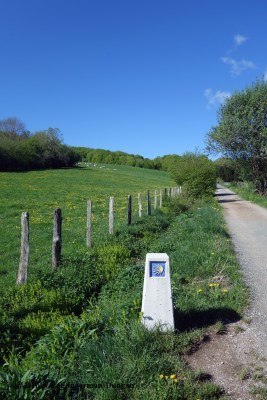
[185,320,267,399]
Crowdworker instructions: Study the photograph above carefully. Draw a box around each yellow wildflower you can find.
[222,289,228,293]
[197,288,203,293]
[159,374,164,379]
[170,374,176,379]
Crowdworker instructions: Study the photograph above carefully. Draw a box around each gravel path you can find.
[216,184,267,356]
[186,185,267,399]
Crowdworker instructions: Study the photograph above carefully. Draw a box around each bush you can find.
[214,157,240,182]
[170,153,217,198]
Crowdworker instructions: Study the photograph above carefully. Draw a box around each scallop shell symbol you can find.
[155,265,164,275]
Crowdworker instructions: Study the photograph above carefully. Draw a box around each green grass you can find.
[0,167,248,399]
[0,194,247,399]
[0,164,175,288]
[227,181,267,208]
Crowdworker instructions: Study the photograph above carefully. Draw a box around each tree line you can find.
[72,146,161,169]
[72,146,201,173]
[0,118,80,171]
[0,117,216,198]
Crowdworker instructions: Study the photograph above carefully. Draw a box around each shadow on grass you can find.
[174,307,241,332]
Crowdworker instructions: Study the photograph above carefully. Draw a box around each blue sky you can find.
[1,0,267,158]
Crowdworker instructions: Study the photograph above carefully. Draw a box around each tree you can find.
[206,80,267,193]
[0,117,28,139]
[214,158,240,182]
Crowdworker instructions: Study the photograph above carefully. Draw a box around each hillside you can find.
[0,163,175,288]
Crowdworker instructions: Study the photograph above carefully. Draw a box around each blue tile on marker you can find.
[150,261,166,277]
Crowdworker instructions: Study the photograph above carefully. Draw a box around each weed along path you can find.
[186,185,267,399]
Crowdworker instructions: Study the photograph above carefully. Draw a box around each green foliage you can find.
[206,79,267,193]
[157,154,181,172]
[214,157,240,182]
[93,244,130,281]
[85,148,159,169]
[0,121,80,171]
[167,195,193,216]
[170,153,217,198]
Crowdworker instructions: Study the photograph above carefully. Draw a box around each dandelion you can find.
[211,252,215,255]
[197,288,203,293]
[170,374,176,379]
[159,374,164,379]
[209,283,219,288]
[222,289,228,293]
[173,378,178,383]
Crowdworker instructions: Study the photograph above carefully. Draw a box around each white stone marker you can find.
[141,253,174,331]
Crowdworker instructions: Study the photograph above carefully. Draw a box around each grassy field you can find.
[0,163,175,288]
[0,167,248,399]
[0,196,247,399]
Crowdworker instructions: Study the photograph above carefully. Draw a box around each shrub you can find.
[170,153,217,198]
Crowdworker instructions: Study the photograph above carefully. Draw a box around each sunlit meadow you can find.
[0,164,175,288]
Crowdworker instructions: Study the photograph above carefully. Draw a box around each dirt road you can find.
[216,184,267,355]
[186,185,267,399]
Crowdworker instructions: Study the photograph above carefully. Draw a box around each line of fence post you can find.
[52,208,62,269]
[16,186,177,281]
[86,200,92,247]
[17,212,29,285]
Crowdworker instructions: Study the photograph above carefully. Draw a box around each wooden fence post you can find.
[159,189,163,208]
[109,196,114,234]
[147,190,151,215]
[17,212,29,285]
[164,188,167,199]
[52,208,62,269]
[127,195,132,225]
[154,190,157,210]
[86,200,92,247]
[138,193,142,217]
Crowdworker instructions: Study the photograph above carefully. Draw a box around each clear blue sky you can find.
[1,0,266,158]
